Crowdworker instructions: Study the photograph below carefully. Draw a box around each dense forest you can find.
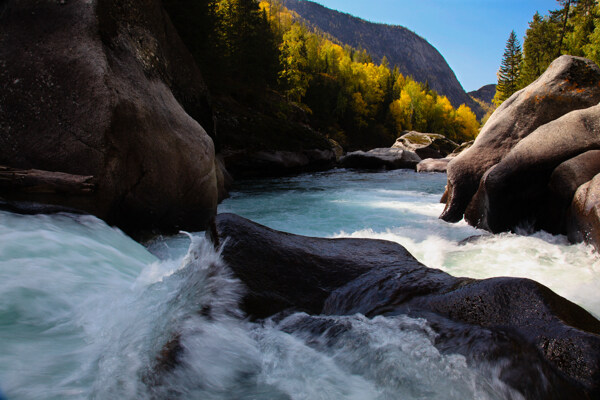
[163,0,479,150]
[495,0,600,105]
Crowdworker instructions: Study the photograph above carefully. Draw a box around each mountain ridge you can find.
[281,0,484,118]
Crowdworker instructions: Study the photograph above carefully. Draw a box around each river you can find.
[1,169,598,399]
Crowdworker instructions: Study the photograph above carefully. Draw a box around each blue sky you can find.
[308,0,560,92]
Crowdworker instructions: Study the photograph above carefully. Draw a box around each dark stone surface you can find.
[441,56,600,223]
[212,213,600,398]
[0,0,221,233]
[340,148,421,170]
[569,174,600,251]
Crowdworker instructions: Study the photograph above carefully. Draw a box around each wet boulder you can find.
[0,0,221,233]
[569,174,600,251]
[392,131,459,159]
[464,103,600,233]
[441,56,600,223]
[340,148,421,170]
[212,213,600,398]
[543,150,600,234]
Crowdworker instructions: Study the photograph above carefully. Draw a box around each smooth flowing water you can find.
[1,169,598,399]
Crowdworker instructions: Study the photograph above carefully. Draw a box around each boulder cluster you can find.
[207,213,600,399]
[441,56,600,250]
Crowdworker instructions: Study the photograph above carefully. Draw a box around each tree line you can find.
[495,0,600,105]
[163,0,479,149]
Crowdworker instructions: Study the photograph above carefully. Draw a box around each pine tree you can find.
[493,30,523,106]
[520,12,558,87]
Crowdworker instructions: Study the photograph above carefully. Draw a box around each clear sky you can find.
[307,0,559,92]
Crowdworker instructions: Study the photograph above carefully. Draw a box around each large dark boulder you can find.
[441,56,600,223]
[212,213,600,398]
[340,148,421,170]
[0,0,222,233]
[465,103,600,233]
[392,131,458,159]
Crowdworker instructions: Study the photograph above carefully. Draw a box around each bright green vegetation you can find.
[495,0,600,105]
[164,0,479,150]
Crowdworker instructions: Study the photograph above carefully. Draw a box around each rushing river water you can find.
[1,168,599,399]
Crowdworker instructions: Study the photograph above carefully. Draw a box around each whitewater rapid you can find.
[1,168,598,399]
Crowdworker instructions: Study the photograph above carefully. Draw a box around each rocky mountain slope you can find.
[282,0,484,118]
[468,84,496,105]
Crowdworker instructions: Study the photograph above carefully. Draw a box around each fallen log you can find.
[0,166,96,195]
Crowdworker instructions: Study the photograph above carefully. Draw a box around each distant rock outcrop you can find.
[0,0,222,233]
[468,84,496,105]
[440,56,600,250]
[282,0,484,118]
[392,131,458,159]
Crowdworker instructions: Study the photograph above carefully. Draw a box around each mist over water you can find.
[0,168,598,399]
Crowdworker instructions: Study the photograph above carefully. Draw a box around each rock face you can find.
[0,0,221,233]
[340,148,421,170]
[569,174,600,250]
[441,56,600,226]
[392,131,458,159]
[465,103,600,233]
[212,213,600,398]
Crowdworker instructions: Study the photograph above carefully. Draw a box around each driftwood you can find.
[0,166,96,195]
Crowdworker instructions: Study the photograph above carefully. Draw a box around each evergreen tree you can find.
[493,30,523,106]
[583,2,600,64]
[520,12,558,87]
[552,0,574,57]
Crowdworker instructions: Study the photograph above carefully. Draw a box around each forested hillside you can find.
[163,0,479,152]
[281,0,484,119]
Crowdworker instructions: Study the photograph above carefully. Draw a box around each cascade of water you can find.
[1,168,598,399]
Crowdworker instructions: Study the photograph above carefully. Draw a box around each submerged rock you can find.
[392,131,459,159]
[441,56,600,224]
[0,0,221,233]
[340,148,421,170]
[212,213,600,398]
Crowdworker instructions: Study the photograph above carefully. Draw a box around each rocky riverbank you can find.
[441,55,600,251]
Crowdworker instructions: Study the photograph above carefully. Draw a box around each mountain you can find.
[468,84,496,105]
[282,0,484,119]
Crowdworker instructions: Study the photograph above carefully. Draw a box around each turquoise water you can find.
[0,168,598,399]
[220,169,600,318]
